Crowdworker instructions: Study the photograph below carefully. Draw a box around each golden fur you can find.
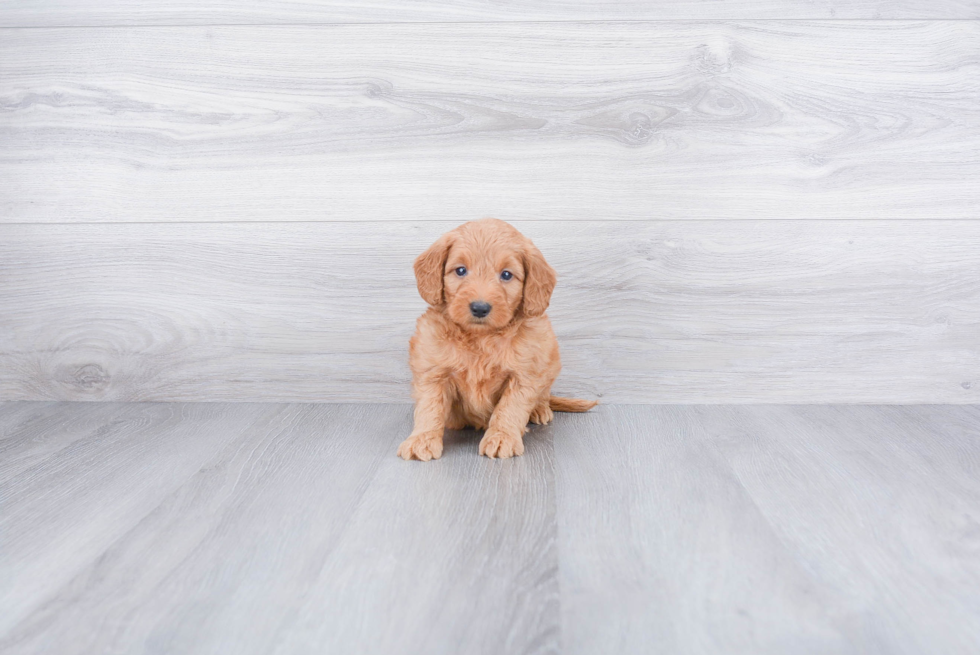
[398,218,597,461]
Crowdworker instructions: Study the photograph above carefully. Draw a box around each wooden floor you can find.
[1,402,978,654]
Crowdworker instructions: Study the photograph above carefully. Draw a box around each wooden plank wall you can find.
[1,1,977,25]
[3,23,980,223]
[1,3,978,403]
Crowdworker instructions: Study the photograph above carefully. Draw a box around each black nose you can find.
[470,301,492,318]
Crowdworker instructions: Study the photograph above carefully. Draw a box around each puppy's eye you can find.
[500,270,513,281]
[454,266,467,277]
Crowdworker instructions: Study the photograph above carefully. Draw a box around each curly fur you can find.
[398,218,597,461]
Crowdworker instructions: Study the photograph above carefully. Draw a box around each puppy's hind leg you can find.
[529,399,554,425]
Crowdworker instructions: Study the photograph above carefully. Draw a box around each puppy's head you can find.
[414,218,556,331]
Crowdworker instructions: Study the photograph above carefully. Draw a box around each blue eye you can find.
[455,266,467,277]
[500,270,513,281]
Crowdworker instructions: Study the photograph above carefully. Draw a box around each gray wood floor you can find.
[2,402,978,654]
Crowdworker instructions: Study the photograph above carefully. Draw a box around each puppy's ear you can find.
[522,240,557,317]
[414,232,454,305]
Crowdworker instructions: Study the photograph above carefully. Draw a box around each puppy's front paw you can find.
[479,429,524,459]
[397,431,444,461]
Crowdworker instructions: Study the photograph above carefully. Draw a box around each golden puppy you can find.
[398,218,597,461]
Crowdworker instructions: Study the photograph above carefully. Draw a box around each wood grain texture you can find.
[1,220,977,404]
[0,402,398,655]
[0,400,117,479]
[555,404,980,654]
[0,402,276,635]
[3,402,979,653]
[0,402,558,655]
[1,0,978,26]
[2,22,979,223]
[271,412,558,655]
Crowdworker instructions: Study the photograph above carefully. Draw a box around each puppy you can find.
[398,218,597,461]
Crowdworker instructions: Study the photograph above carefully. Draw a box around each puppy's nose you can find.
[470,301,492,319]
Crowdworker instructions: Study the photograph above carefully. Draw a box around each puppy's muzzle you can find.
[469,301,492,319]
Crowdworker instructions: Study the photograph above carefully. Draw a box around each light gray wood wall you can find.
[1,221,977,403]
[1,5,978,403]
[2,22,979,223]
[1,1,978,26]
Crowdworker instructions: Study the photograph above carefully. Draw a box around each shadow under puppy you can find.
[398,218,597,461]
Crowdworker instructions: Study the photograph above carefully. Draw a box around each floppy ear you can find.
[414,232,454,306]
[521,240,557,317]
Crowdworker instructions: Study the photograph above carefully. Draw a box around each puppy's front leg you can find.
[398,377,449,461]
[480,379,538,459]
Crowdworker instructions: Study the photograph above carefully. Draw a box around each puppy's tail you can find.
[549,395,598,413]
